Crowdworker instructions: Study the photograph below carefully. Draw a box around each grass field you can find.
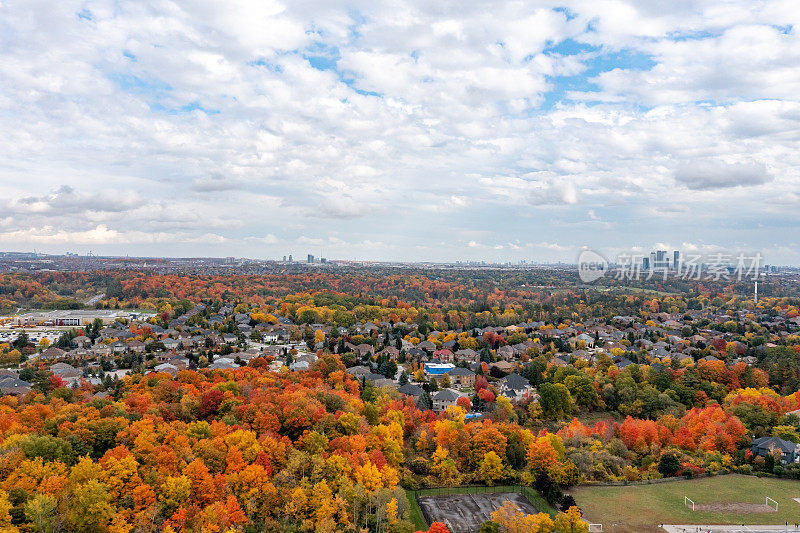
[572,475,800,533]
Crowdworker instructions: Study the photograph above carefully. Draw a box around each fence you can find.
[581,472,715,487]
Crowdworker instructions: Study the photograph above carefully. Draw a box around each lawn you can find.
[572,474,800,533]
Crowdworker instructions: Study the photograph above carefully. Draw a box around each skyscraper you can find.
[651,250,670,269]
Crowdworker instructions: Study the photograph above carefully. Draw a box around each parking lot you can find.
[417,492,539,533]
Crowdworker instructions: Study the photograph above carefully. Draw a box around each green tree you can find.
[773,425,800,443]
[478,521,500,533]
[539,382,572,419]
[658,452,681,477]
[25,494,57,533]
[69,480,114,533]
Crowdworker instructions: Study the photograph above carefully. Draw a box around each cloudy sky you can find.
[1,1,799,264]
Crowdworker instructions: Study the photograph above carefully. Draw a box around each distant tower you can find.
[307,254,314,263]
[754,280,758,304]
[673,250,680,270]
[288,254,292,262]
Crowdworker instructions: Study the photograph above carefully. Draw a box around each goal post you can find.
[684,496,695,511]
[587,524,603,532]
[766,496,778,511]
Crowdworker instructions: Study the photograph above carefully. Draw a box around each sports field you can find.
[572,475,800,533]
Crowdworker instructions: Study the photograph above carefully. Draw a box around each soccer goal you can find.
[766,496,778,511]
[587,524,603,532]
[684,496,695,511]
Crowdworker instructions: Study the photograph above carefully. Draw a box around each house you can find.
[490,360,516,374]
[290,360,310,371]
[68,347,91,359]
[417,340,436,352]
[377,347,399,360]
[572,349,593,361]
[73,336,91,348]
[127,340,145,353]
[163,338,180,351]
[0,375,32,396]
[370,377,395,388]
[446,367,476,389]
[51,362,81,380]
[346,366,373,378]
[432,388,463,411]
[159,355,190,370]
[573,333,594,347]
[110,341,126,354]
[39,347,65,361]
[751,436,800,464]
[455,348,478,363]
[433,349,453,362]
[497,373,533,399]
[552,354,571,367]
[92,344,112,357]
[407,348,427,360]
[209,357,238,370]
[424,362,454,377]
[273,329,290,341]
[398,383,425,398]
[361,372,389,384]
[153,363,178,377]
[496,345,515,361]
[354,344,375,357]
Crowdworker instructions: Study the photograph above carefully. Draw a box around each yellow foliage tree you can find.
[0,490,19,532]
[553,506,588,532]
[356,461,383,492]
[490,500,554,533]
[386,497,398,525]
[478,451,505,486]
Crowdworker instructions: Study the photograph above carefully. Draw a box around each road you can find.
[663,526,800,533]
[84,293,105,306]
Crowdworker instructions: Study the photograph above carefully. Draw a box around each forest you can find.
[0,267,799,532]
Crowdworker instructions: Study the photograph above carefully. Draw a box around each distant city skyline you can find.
[1,2,799,263]
[0,247,794,268]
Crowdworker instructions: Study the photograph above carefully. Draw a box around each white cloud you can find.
[0,0,798,263]
[674,159,773,190]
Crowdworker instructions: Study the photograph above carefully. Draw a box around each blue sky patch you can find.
[250,59,284,73]
[541,43,655,109]
[109,73,172,94]
[149,102,220,115]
